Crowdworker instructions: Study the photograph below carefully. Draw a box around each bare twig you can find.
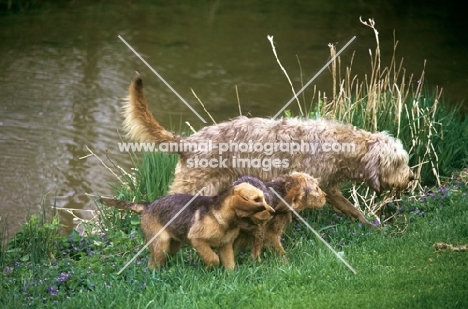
[267,35,304,116]
[235,85,242,116]
[185,121,197,134]
[191,88,216,124]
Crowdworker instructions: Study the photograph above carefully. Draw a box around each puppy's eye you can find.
[253,197,262,203]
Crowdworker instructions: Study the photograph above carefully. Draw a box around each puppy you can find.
[233,172,326,261]
[101,182,275,270]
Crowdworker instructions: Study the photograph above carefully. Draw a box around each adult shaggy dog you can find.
[122,74,414,226]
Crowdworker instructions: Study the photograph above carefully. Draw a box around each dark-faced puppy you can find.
[233,172,326,261]
[101,182,275,270]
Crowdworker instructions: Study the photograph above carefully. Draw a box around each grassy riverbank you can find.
[1,166,468,308]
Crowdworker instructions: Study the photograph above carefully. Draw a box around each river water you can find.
[0,0,466,237]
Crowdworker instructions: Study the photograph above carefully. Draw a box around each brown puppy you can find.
[101,182,275,270]
[233,172,326,261]
[122,74,414,226]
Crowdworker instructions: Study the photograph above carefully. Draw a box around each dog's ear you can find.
[361,140,381,194]
[232,192,267,218]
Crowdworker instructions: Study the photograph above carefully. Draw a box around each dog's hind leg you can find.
[326,188,372,226]
[147,230,172,269]
[190,239,220,268]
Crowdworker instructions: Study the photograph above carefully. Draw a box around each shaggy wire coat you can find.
[232,173,326,261]
[122,74,414,226]
[101,182,275,270]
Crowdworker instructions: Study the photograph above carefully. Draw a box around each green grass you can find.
[1,150,467,308]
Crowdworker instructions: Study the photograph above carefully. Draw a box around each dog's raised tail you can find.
[122,73,180,145]
[100,197,146,214]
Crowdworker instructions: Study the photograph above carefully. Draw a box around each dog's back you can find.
[142,194,215,242]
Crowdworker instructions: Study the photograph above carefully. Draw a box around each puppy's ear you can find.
[232,194,266,218]
[361,140,381,194]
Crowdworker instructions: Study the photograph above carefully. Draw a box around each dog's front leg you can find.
[326,188,373,226]
[251,226,265,262]
[218,243,236,270]
[191,239,220,268]
[269,236,287,255]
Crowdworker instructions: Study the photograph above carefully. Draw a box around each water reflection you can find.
[0,0,466,238]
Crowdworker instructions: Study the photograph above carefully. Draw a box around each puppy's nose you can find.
[266,204,275,215]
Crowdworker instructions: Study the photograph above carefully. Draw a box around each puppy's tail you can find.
[100,197,147,214]
[122,73,181,147]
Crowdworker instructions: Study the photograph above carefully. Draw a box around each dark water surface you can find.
[0,1,467,237]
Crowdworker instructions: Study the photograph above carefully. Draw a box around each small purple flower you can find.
[48,285,58,296]
[372,219,381,227]
[337,241,345,248]
[101,232,106,238]
[3,267,13,275]
[438,187,449,194]
[129,234,135,239]
[141,282,146,289]
[14,261,20,267]
[57,272,69,283]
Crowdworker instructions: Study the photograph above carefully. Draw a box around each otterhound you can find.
[122,74,414,226]
[101,182,275,270]
[233,173,326,261]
